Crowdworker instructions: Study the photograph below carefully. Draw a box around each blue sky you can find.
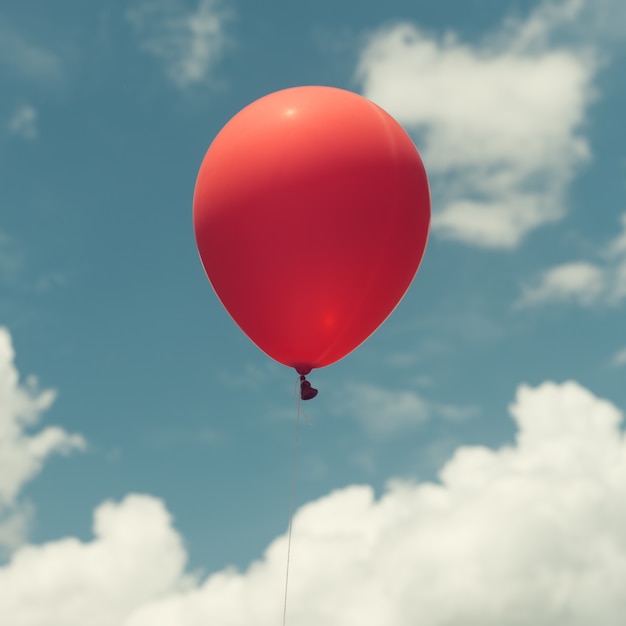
[1,0,626,623]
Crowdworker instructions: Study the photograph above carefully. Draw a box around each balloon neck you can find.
[299,374,318,401]
[295,365,312,376]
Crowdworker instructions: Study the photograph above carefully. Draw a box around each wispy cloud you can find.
[126,0,231,89]
[0,233,23,285]
[217,361,282,391]
[0,232,75,294]
[516,212,626,308]
[7,105,38,140]
[0,20,64,86]
[612,347,626,367]
[334,381,476,437]
[145,424,223,449]
[356,0,599,249]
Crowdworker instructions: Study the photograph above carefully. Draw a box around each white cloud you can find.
[2,380,626,623]
[7,105,38,140]
[133,381,626,625]
[0,494,190,626]
[517,261,605,307]
[356,0,596,248]
[126,0,230,89]
[0,503,32,554]
[517,212,626,307]
[0,327,85,552]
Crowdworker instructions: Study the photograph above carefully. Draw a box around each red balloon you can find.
[193,86,430,374]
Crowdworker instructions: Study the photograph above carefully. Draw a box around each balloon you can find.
[193,86,430,375]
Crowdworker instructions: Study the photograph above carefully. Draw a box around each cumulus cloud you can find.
[126,0,230,89]
[3,380,626,624]
[356,0,597,249]
[517,211,626,307]
[7,105,38,140]
[0,494,189,626]
[0,327,85,552]
[129,381,626,625]
[0,503,32,555]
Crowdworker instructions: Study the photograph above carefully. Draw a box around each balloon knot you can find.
[299,375,318,401]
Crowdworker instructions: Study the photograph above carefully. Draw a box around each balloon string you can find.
[282,378,313,626]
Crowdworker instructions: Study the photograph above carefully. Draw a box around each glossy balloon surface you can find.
[193,86,430,373]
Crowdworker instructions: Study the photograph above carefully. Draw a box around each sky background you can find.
[1,0,626,624]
